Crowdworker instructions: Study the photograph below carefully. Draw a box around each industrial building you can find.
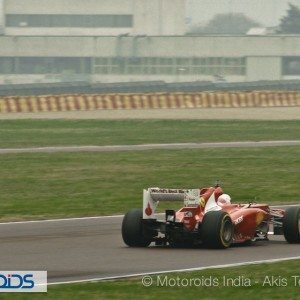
[0,0,299,84]
[0,0,186,36]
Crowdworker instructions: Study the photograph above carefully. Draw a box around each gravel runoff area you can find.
[0,107,299,120]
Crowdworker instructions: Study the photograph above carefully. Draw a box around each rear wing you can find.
[143,188,200,219]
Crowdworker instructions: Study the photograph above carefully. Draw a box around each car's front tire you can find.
[283,206,300,244]
[201,211,233,249]
[122,208,151,247]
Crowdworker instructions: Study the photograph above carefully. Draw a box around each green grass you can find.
[0,120,300,148]
[1,260,299,299]
[0,146,299,221]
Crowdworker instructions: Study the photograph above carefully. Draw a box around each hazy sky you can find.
[187,0,300,27]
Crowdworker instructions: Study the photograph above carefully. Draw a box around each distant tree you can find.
[187,24,206,35]
[278,3,300,34]
[187,13,260,35]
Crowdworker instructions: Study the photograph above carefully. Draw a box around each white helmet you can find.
[217,194,231,206]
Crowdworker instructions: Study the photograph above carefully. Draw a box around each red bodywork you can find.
[174,186,284,243]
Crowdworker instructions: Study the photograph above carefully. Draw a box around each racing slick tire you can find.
[283,206,300,244]
[201,211,233,249]
[122,208,151,247]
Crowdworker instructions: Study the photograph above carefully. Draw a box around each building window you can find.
[6,14,133,28]
[0,57,91,74]
[282,57,300,75]
[0,56,245,76]
[93,57,246,76]
[190,57,245,76]
[0,57,15,74]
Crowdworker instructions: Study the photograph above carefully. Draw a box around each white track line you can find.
[47,256,300,286]
[272,204,300,207]
[0,215,124,225]
[0,140,300,154]
[0,204,298,225]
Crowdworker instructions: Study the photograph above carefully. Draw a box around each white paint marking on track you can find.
[272,204,300,208]
[47,256,300,285]
[0,140,300,155]
[0,215,124,225]
[0,205,298,225]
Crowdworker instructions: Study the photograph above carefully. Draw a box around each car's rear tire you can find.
[122,208,151,247]
[283,207,300,244]
[201,211,233,249]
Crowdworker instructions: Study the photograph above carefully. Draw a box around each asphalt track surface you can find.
[1,107,299,284]
[0,206,299,285]
[1,140,300,155]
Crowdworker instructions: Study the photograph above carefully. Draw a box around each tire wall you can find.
[1,91,300,113]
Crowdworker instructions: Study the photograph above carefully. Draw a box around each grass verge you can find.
[0,146,299,221]
[0,120,300,148]
[1,260,299,299]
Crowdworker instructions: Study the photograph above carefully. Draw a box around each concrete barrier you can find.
[0,91,300,113]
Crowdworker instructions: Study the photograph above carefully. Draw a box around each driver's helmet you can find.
[217,194,231,206]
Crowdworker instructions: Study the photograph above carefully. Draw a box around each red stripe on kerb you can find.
[111,95,117,109]
[130,94,136,109]
[139,94,145,109]
[157,94,163,109]
[165,93,171,108]
[26,97,33,112]
[197,93,203,108]
[92,95,99,110]
[46,96,55,111]
[218,93,224,108]
[73,96,80,110]
[279,92,284,107]
[175,94,180,108]
[118,95,123,109]
[36,97,43,111]
[65,96,71,111]
[148,95,153,109]
[15,97,21,112]
[212,93,217,108]
[236,92,242,108]
[191,94,197,108]
[103,96,108,109]
[5,99,10,112]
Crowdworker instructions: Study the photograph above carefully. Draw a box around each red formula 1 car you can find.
[122,185,300,249]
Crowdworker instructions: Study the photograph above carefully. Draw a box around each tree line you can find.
[187,3,300,35]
